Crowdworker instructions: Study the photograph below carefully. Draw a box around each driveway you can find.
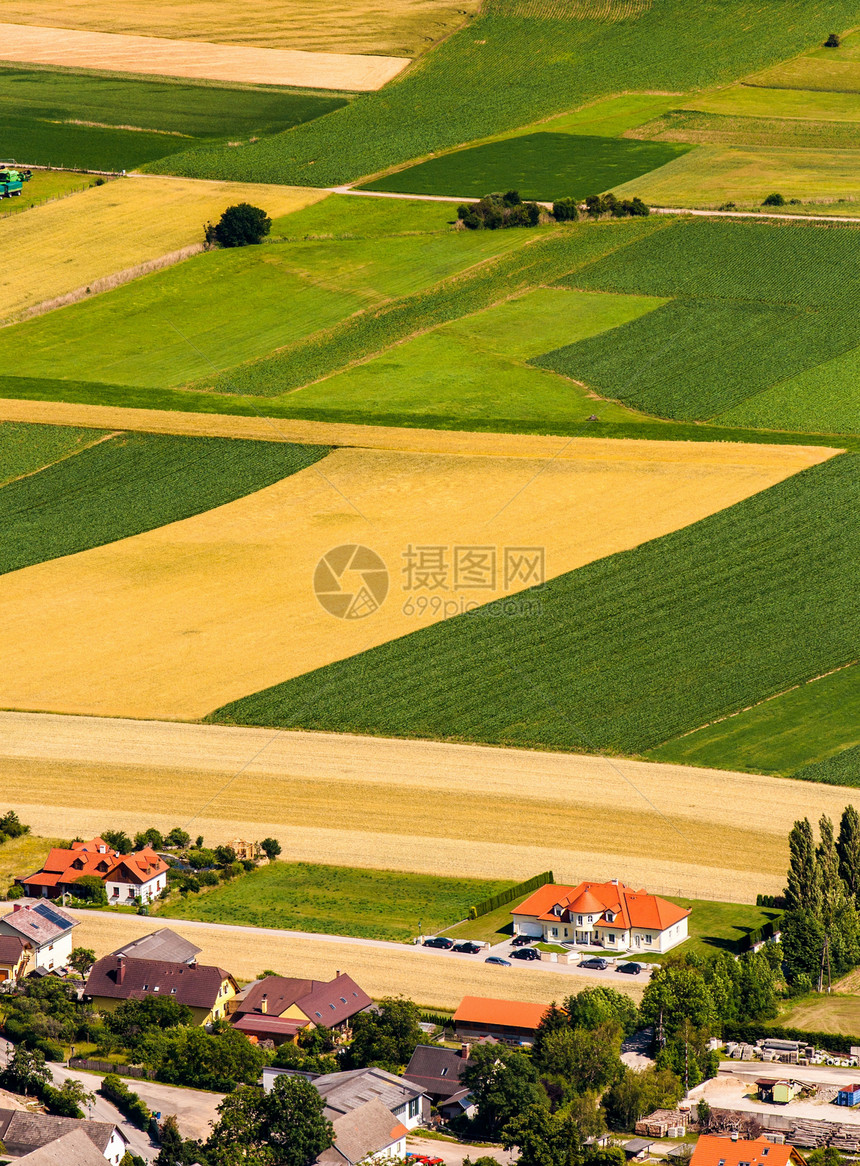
[407,1133,517,1166]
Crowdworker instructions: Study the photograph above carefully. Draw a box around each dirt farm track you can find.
[0,711,856,903]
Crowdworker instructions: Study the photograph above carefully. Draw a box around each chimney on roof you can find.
[260,993,268,1015]
[116,954,126,984]
[336,970,341,978]
[460,1043,471,1060]
[12,903,22,913]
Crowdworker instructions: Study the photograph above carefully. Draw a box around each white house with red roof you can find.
[512,879,691,954]
[17,838,168,905]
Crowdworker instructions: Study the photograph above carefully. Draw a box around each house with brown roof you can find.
[690,1136,807,1166]
[231,972,372,1044]
[85,952,238,1025]
[317,1097,409,1166]
[404,1043,474,1105]
[0,934,29,985]
[0,902,79,972]
[452,996,552,1045]
[0,1110,127,1164]
[512,879,691,954]
[17,837,168,905]
[13,1128,113,1166]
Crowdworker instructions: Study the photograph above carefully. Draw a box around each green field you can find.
[1,65,347,171]
[627,109,860,149]
[0,169,94,216]
[359,133,690,200]
[687,83,860,122]
[642,899,782,961]
[776,992,860,1037]
[0,428,328,575]
[285,288,663,426]
[209,453,860,759]
[531,218,860,426]
[158,861,514,942]
[792,744,860,786]
[648,665,860,776]
[151,0,860,187]
[749,55,860,93]
[0,421,106,486]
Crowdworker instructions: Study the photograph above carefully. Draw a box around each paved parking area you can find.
[419,935,654,984]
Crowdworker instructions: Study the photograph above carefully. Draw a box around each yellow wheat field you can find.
[0,439,833,721]
[0,23,410,90]
[0,907,640,1009]
[0,177,326,322]
[0,0,473,58]
[1,686,858,903]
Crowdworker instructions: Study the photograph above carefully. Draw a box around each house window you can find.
[551,927,558,937]
[315,1011,322,1018]
[330,1003,337,1010]
[441,1067,449,1077]
[645,934,652,944]
[409,1098,420,1119]
[171,988,177,994]
[341,997,347,1003]
[588,915,593,923]
[578,916,583,925]
[609,934,615,943]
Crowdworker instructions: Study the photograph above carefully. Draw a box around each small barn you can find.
[836,1083,860,1107]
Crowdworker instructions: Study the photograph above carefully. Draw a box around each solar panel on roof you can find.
[33,903,70,930]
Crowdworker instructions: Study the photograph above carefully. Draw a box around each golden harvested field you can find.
[0,0,472,58]
[0,177,325,323]
[0,439,832,721]
[0,906,634,1009]
[0,23,410,90]
[1,711,858,901]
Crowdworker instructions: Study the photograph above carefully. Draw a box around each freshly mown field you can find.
[0,0,472,58]
[57,910,624,1010]
[749,54,860,94]
[627,109,860,149]
[687,83,860,122]
[0,420,106,485]
[0,66,346,171]
[284,287,662,427]
[151,0,860,187]
[158,861,514,941]
[0,428,328,574]
[774,992,860,1038]
[0,218,532,389]
[534,218,860,428]
[0,437,819,720]
[359,133,689,200]
[5,709,860,904]
[0,176,324,322]
[649,664,860,777]
[209,451,855,758]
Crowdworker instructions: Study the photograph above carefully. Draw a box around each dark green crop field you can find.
[152,0,860,187]
[793,744,860,787]
[0,420,107,486]
[0,429,328,574]
[210,453,860,759]
[1,66,347,171]
[359,133,690,200]
[533,217,860,426]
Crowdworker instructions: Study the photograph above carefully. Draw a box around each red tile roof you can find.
[513,881,690,933]
[85,954,234,1010]
[453,996,551,1033]
[18,839,167,891]
[234,973,372,1027]
[691,1136,806,1166]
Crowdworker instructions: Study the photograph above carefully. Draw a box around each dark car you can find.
[423,936,455,949]
[618,962,642,975]
[511,934,534,947]
[452,941,481,954]
[512,948,540,961]
[579,956,608,970]
[485,956,512,966]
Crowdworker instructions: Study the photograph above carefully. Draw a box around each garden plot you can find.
[0,436,823,721]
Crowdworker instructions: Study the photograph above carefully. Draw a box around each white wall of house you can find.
[629,916,688,953]
[104,1129,128,1166]
[105,872,166,904]
[32,930,74,971]
[366,1135,407,1162]
[391,1096,423,1130]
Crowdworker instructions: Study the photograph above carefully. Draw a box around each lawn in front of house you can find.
[158,860,515,943]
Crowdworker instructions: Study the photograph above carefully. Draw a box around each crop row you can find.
[152,0,860,187]
[793,744,860,786]
[0,430,328,575]
[211,453,860,758]
[208,217,664,396]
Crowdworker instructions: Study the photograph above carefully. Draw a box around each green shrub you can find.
[212,203,272,247]
[825,32,841,45]
[99,1074,151,1130]
[553,198,579,222]
[763,192,786,206]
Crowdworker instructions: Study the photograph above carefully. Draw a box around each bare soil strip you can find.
[0,22,410,90]
[0,711,856,901]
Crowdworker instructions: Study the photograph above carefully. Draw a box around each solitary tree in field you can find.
[260,837,281,861]
[209,203,272,248]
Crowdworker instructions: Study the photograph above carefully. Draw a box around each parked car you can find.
[423,936,455,949]
[579,956,608,970]
[485,956,512,966]
[512,948,540,961]
[511,934,534,946]
[618,962,642,975]
[452,941,481,954]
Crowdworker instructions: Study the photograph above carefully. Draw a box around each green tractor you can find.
[0,167,31,198]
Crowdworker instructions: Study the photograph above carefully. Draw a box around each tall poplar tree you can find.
[838,805,860,900]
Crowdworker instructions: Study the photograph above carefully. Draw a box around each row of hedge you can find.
[99,1073,151,1130]
[738,913,783,951]
[756,894,787,909]
[469,871,554,919]
[724,1021,860,1055]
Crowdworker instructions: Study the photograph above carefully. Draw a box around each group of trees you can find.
[0,810,29,847]
[781,810,860,988]
[583,194,649,219]
[0,1044,93,1118]
[458,190,542,230]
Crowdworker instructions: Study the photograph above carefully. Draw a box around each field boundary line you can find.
[1,243,204,328]
[0,428,119,488]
